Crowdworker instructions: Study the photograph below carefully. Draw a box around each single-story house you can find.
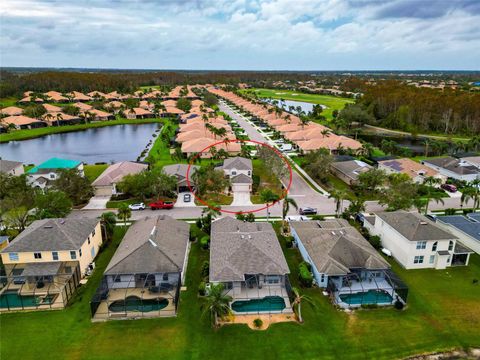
[91,215,190,320]
[422,157,480,182]
[162,163,199,193]
[461,156,480,170]
[44,91,68,102]
[124,107,154,119]
[0,217,102,311]
[41,112,82,126]
[92,161,149,196]
[18,96,44,104]
[74,102,93,112]
[364,211,473,269]
[87,109,114,121]
[209,217,292,314]
[435,214,480,254]
[0,106,23,116]
[27,157,84,189]
[290,219,406,308]
[378,158,446,184]
[330,160,372,185]
[1,115,47,130]
[67,91,92,102]
[0,159,24,176]
[181,138,241,158]
[43,104,63,113]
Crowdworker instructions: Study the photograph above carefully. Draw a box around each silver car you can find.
[128,203,145,211]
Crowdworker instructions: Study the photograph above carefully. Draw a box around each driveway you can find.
[231,191,253,206]
[83,196,110,210]
[174,192,196,207]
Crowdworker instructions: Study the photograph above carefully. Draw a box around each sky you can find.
[1,0,479,71]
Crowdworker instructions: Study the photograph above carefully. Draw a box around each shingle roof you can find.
[331,160,372,181]
[1,218,99,253]
[0,159,23,174]
[162,164,199,181]
[231,173,253,184]
[22,262,62,276]
[221,157,252,171]
[290,219,389,276]
[423,157,479,176]
[105,216,189,275]
[209,217,289,282]
[436,215,480,241]
[376,211,458,241]
[92,161,148,187]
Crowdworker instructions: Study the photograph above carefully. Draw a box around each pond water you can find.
[355,133,426,156]
[0,123,161,164]
[265,99,326,114]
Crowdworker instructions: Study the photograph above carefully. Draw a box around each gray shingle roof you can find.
[0,159,23,174]
[22,262,62,276]
[376,211,458,242]
[92,161,148,187]
[1,218,99,253]
[221,157,252,171]
[436,215,480,241]
[209,217,289,282]
[331,160,372,181]
[105,215,189,275]
[423,157,479,176]
[162,164,199,182]
[290,219,389,276]
[231,173,253,184]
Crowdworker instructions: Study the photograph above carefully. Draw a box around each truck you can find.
[148,200,174,210]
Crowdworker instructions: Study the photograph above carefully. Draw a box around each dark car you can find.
[183,193,191,202]
[441,183,457,193]
[299,207,317,215]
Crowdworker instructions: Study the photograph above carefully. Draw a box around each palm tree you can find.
[321,129,330,138]
[329,189,348,217]
[55,113,63,127]
[202,283,232,328]
[209,146,218,160]
[282,196,298,233]
[44,113,54,126]
[291,287,314,323]
[101,211,117,241]
[423,176,444,214]
[117,203,131,227]
[260,189,280,222]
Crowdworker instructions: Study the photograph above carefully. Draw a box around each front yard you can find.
[1,222,479,360]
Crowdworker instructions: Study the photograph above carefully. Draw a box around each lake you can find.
[0,123,161,165]
[265,99,326,114]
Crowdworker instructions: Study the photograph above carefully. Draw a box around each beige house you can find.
[92,161,149,196]
[0,218,102,311]
[378,158,445,184]
[0,159,24,176]
[0,106,23,116]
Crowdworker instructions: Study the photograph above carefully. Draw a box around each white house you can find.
[0,159,24,176]
[217,156,252,178]
[435,214,480,255]
[364,211,472,270]
[27,158,84,189]
[422,157,480,182]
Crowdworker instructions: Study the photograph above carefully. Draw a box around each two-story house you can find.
[364,211,473,269]
[27,157,84,189]
[209,217,292,314]
[0,218,102,311]
[0,159,24,176]
[216,157,253,205]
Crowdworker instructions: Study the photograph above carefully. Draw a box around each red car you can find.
[441,183,457,193]
[149,200,174,210]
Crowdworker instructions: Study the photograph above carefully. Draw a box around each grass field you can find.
[241,88,355,121]
[2,220,479,360]
[0,118,165,143]
[0,97,18,108]
[145,118,183,169]
[84,164,109,182]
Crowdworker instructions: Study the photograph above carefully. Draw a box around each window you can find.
[448,241,454,251]
[91,247,95,258]
[88,236,90,245]
[9,253,19,261]
[49,173,55,179]
[416,241,427,250]
[92,229,96,237]
[162,273,169,281]
[70,251,77,260]
[320,274,325,283]
[432,241,438,251]
[64,266,72,274]
[79,249,82,257]
[266,275,280,284]
[231,170,237,176]
[34,252,42,259]
[52,251,59,261]
[114,276,122,283]
[429,255,435,264]
[414,256,424,264]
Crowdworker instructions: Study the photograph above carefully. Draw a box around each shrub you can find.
[298,262,313,287]
[253,318,263,329]
[394,300,404,310]
[200,235,210,249]
[361,303,378,309]
[252,175,261,193]
[201,260,209,278]
[198,281,206,296]
[311,215,325,221]
[444,208,457,215]
[285,236,294,248]
[368,235,382,249]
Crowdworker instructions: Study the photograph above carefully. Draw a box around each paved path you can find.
[83,196,110,210]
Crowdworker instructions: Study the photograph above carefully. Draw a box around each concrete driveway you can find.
[175,192,197,207]
[231,191,253,206]
[83,196,110,210]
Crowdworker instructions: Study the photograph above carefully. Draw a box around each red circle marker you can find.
[186,139,293,214]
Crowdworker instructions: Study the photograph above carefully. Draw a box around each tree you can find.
[291,287,314,323]
[335,104,374,130]
[3,207,33,235]
[202,283,232,328]
[356,168,386,194]
[176,97,192,112]
[260,189,280,222]
[35,190,72,218]
[53,169,94,206]
[203,93,218,107]
[304,149,333,184]
[101,212,117,241]
[117,203,131,227]
[329,189,348,217]
[422,176,444,214]
[379,174,418,211]
[282,196,298,222]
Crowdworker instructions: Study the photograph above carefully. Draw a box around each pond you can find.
[354,132,426,156]
[0,123,161,164]
[266,99,326,114]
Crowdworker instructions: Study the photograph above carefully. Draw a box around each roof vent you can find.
[240,234,244,239]
[420,221,428,225]
[59,219,65,224]
[44,225,53,229]
[148,239,158,247]
[331,231,336,235]
[248,235,252,239]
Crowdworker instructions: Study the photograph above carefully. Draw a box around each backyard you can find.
[1,221,479,360]
[240,88,355,121]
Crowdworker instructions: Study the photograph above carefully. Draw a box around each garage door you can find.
[95,186,112,197]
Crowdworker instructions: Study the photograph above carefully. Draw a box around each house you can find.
[290,219,406,308]
[41,112,82,126]
[378,158,446,184]
[422,157,480,182]
[67,91,92,102]
[87,109,114,121]
[0,218,102,311]
[296,135,362,154]
[90,215,190,320]
[0,106,23,116]
[27,157,84,189]
[0,159,24,176]
[217,156,253,178]
[44,91,68,102]
[92,161,149,196]
[209,217,292,314]
[330,160,372,185]
[74,102,93,112]
[42,104,63,113]
[435,214,480,254]
[1,115,47,130]
[181,138,241,158]
[124,107,154,119]
[364,211,472,269]
[461,156,480,170]
[18,96,44,104]
[162,163,199,193]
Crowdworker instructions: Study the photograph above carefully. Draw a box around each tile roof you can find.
[379,158,440,179]
[0,106,23,116]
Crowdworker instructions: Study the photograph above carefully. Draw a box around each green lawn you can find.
[241,88,355,121]
[84,164,109,182]
[0,118,165,143]
[251,158,284,204]
[1,222,480,360]
[0,97,18,108]
[145,118,184,169]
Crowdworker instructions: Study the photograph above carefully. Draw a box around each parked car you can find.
[149,200,174,210]
[441,183,457,193]
[280,143,293,151]
[128,203,145,211]
[299,207,317,215]
[183,193,191,202]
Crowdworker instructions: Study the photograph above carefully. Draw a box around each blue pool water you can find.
[339,290,393,305]
[0,290,55,309]
[231,296,286,312]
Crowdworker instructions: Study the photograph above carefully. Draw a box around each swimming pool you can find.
[108,296,169,313]
[231,296,286,313]
[339,290,393,305]
[0,290,55,309]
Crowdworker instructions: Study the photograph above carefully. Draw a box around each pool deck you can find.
[226,285,293,314]
[92,287,177,321]
[334,279,396,309]
[220,313,297,330]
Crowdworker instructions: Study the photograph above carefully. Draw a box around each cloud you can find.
[0,0,479,70]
